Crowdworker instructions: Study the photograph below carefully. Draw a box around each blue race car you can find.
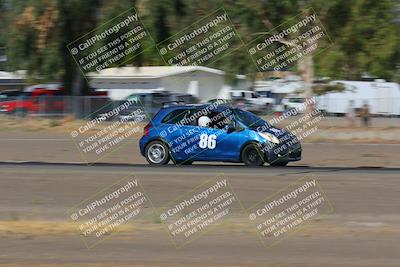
[139,103,301,166]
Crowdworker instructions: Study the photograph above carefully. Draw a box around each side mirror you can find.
[226,124,236,133]
[236,124,245,132]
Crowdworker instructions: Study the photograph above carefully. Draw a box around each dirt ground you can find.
[0,165,399,267]
[0,131,399,167]
[1,116,400,266]
[1,115,400,143]
[0,115,400,167]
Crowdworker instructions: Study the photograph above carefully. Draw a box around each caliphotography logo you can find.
[247,7,333,72]
[67,7,155,81]
[69,98,151,164]
[247,177,334,249]
[157,175,245,248]
[67,175,154,248]
[156,7,244,67]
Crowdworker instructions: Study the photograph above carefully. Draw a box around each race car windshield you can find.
[232,109,270,129]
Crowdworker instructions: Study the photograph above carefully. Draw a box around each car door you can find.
[197,125,246,161]
[193,110,244,161]
[173,108,207,161]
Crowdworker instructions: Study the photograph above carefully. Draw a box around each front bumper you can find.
[260,140,302,163]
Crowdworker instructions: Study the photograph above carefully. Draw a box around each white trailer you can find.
[316,80,400,116]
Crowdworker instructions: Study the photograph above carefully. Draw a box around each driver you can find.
[198,116,211,127]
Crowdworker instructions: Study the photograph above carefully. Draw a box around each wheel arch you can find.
[239,141,265,162]
[144,137,171,151]
[144,138,171,165]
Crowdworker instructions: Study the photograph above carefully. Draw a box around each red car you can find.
[0,89,64,116]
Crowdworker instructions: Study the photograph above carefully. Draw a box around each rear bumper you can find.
[139,136,147,156]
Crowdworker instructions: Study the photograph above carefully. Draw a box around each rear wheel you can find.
[241,144,264,166]
[145,141,170,165]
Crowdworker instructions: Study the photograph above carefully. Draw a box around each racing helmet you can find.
[198,116,211,127]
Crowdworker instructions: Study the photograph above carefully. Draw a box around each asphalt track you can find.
[1,161,399,173]
[1,162,399,266]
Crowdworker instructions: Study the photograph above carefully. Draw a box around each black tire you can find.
[241,143,265,166]
[269,160,288,166]
[145,140,170,165]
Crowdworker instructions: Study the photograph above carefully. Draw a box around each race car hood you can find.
[263,127,286,136]
[256,126,298,143]
[251,125,286,136]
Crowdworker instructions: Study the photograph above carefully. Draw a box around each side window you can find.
[161,109,190,125]
[196,110,234,130]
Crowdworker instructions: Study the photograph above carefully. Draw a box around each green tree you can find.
[316,0,400,81]
[3,0,400,98]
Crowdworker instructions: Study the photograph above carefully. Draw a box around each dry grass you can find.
[0,115,146,135]
[1,115,399,144]
[1,219,398,236]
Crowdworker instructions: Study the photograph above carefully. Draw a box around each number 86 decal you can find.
[199,134,217,149]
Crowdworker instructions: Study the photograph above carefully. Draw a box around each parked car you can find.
[0,90,22,101]
[230,90,274,107]
[119,92,198,121]
[254,90,275,107]
[282,95,306,113]
[169,93,199,104]
[0,89,64,116]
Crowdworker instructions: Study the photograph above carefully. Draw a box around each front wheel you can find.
[241,144,265,166]
[145,141,170,165]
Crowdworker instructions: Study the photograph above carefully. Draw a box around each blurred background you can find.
[0,0,399,119]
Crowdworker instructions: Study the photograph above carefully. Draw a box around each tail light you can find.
[144,123,152,136]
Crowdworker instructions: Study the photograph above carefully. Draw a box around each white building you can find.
[88,66,247,101]
[317,79,400,115]
[0,70,26,91]
[254,75,400,115]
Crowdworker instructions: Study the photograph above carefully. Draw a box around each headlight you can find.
[258,132,280,144]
